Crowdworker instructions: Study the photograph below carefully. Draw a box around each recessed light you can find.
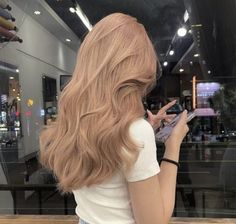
[13,88,16,92]
[177,27,187,37]
[163,61,168,67]
[69,7,76,13]
[66,38,71,42]
[194,54,200,57]
[190,61,193,65]
[169,50,175,56]
[16,69,19,73]
[34,10,41,15]
[179,68,184,73]
[208,70,211,74]
[9,76,14,80]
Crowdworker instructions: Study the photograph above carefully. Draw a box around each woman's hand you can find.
[146,100,177,131]
[165,110,189,148]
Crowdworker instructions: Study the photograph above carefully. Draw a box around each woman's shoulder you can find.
[129,118,154,137]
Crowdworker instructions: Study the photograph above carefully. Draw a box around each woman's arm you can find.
[128,111,188,224]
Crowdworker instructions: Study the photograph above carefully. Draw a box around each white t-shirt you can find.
[73,118,160,224]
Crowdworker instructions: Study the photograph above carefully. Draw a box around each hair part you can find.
[40,13,158,192]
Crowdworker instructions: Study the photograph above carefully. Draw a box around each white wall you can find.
[0,1,78,157]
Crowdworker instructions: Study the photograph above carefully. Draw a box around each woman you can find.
[40,13,188,224]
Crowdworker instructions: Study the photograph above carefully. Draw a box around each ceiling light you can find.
[208,70,211,74]
[190,61,193,65]
[13,88,16,92]
[66,38,71,42]
[169,50,175,56]
[69,7,76,13]
[177,27,187,37]
[188,29,192,34]
[194,54,200,57]
[34,10,41,15]
[184,10,189,23]
[9,76,14,80]
[74,4,93,31]
[163,61,168,67]
[16,69,19,73]
[179,68,184,73]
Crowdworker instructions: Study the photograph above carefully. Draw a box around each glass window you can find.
[0,0,235,219]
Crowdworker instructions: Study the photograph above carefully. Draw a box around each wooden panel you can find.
[0,216,236,224]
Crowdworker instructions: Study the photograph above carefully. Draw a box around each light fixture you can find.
[163,61,168,67]
[208,70,211,74]
[34,10,41,15]
[13,88,16,92]
[69,7,76,13]
[188,29,192,34]
[9,76,14,80]
[16,69,19,73]
[184,10,189,23]
[179,68,184,73]
[190,61,193,65]
[169,50,175,56]
[74,4,92,31]
[66,38,71,42]
[194,54,200,57]
[177,27,187,37]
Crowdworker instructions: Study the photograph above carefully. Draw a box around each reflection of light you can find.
[25,111,32,117]
[40,109,45,117]
[192,76,196,109]
[169,50,174,56]
[179,68,184,73]
[69,7,76,13]
[9,76,14,79]
[184,10,189,22]
[14,127,20,131]
[177,27,187,37]
[194,54,200,57]
[163,61,168,67]
[34,10,41,15]
[27,99,34,107]
[66,38,71,42]
[75,4,92,31]
[0,128,7,131]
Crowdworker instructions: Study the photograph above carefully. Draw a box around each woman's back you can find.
[73,118,160,224]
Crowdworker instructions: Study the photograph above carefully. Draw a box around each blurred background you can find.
[0,0,236,218]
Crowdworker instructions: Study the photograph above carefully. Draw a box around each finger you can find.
[146,109,154,118]
[159,100,177,113]
[162,114,176,120]
[176,110,188,126]
[164,118,174,123]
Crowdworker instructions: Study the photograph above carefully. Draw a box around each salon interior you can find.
[0,0,236,223]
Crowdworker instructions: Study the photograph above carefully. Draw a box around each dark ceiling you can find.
[45,0,236,80]
[45,0,186,60]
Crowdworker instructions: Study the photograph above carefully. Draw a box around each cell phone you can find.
[155,111,196,143]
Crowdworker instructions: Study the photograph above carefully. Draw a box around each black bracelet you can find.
[160,158,180,169]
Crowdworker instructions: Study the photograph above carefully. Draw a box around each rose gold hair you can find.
[40,13,158,192]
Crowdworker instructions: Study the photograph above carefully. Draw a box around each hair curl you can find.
[40,13,158,192]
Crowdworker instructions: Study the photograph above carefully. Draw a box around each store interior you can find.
[0,0,236,218]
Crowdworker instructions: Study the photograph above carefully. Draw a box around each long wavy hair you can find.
[40,13,158,192]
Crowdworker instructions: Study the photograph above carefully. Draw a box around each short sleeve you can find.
[124,119,160,182]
